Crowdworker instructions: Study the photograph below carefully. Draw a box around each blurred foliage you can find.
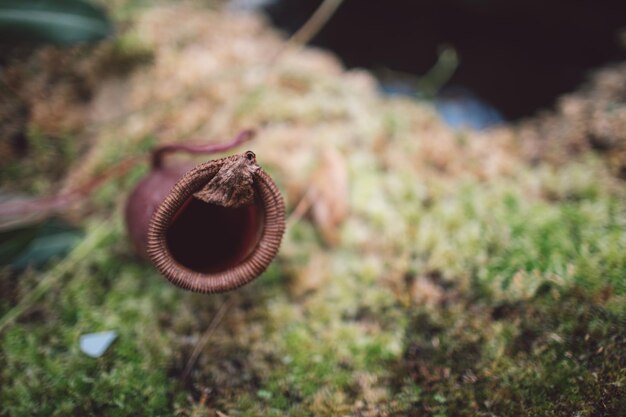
[0,0,113,45]
[0,219,82,270]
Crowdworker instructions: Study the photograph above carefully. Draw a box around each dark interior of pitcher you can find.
[165,196,264,273]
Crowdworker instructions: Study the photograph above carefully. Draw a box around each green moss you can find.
[2,324,174,416]
[397,288,626,417]
[0,221,182,417]
[3,133,625,415]
[482,194,626,296]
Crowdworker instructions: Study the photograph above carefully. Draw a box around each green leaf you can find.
[0,0,113,45]
[0,219,83,269]
[0,223,39,265]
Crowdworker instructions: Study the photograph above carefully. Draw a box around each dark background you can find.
[262,0,626,120]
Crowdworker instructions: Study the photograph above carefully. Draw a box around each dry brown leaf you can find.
[312,148,349,245]
[296,148,349,246]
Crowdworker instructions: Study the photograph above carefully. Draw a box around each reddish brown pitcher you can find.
[125,130,285,293]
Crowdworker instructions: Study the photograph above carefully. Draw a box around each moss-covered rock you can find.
[1,3,624,416]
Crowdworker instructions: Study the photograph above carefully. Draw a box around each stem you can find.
[151,128,256,169]
[0,129,257,229]
[181,297,232,380]
[270,0,345,64]
[287,0,345,48]
[0,157,140,230]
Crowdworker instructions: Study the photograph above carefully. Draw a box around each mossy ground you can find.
[1,3,625,416]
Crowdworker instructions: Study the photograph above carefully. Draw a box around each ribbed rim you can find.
[146,158,285,293]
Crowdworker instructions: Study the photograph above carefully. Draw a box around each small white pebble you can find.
[80,331,118,358]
